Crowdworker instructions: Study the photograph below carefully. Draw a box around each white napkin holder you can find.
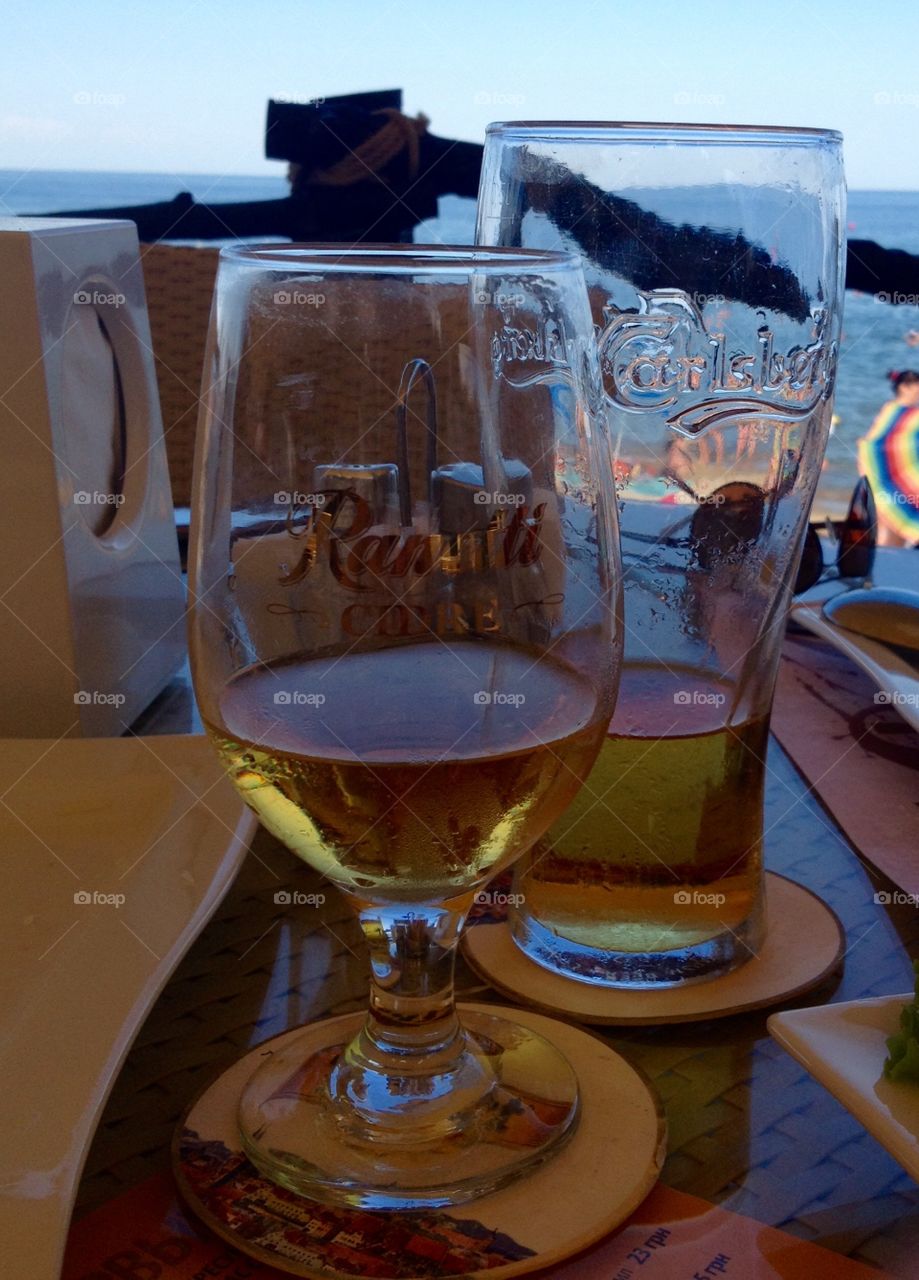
[0,218,185,736]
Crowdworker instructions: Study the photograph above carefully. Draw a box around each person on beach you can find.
[857,370,919,546]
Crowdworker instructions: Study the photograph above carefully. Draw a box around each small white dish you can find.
[768,994,919,1181]
[790,598,919,734]
[0,734,255,1280]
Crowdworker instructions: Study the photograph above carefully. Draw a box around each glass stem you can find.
[329,897,491,1144]
[359,900,466,1058]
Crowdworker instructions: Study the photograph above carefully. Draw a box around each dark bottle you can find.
[837,475,877,580]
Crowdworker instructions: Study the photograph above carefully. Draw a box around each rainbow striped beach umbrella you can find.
[858,401,919,542]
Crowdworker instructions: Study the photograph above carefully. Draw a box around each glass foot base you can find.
[512,906,766,989]
[238,1008,579,1210]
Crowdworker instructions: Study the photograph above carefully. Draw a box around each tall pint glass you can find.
[477,124,845,985]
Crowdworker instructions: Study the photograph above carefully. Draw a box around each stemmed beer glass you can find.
[188,246,621,1207]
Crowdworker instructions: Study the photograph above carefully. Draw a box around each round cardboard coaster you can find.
[174,1002,665,1280]
[463,873,845,1026]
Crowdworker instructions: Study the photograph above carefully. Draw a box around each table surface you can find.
[72,654,919,1278]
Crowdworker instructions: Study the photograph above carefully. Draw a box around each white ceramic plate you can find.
[790,599,919,734]
[0,734,255,1280]
[768,994,919,1181]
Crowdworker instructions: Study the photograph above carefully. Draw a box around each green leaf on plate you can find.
[885,960,919,1083]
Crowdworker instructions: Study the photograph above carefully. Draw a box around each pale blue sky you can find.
[2,0,918,188]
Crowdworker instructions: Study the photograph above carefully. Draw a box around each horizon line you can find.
[0,166,913,195]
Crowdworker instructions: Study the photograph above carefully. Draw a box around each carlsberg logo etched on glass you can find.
[598,289,836,436]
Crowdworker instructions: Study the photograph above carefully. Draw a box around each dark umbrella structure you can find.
[44,91,482,245]
[38,90,919,315]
